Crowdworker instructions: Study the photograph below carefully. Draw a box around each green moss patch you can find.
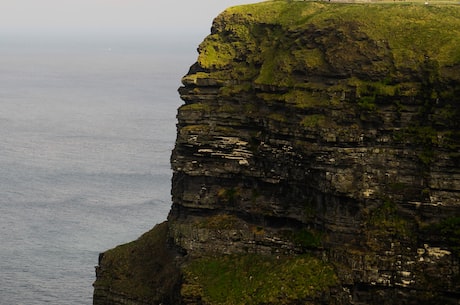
[367,200,412,239]
[198,35,238,70]
[285,228,323,249]
[183,254,338,305]
[197,213,242,230]
[194,1,460,91]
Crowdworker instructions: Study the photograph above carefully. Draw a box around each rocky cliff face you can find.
[94,2,460,304]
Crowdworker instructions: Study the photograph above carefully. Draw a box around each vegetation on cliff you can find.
[198,1,460,81]
[182,254,337,305]
[93,223,181,304]
[188,0,460,158]
[94,1,460,304]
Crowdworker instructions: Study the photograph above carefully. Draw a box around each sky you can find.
[0,0,261,38]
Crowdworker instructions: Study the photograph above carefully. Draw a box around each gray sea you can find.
[0,35,194,304]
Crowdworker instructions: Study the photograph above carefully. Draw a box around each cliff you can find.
[93,1,460,304]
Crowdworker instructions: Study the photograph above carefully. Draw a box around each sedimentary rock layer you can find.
[94,2,460,304]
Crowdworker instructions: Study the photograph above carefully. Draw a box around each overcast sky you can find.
[0,0,261,37]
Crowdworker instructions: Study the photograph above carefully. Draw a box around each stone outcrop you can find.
[94,2,460,304]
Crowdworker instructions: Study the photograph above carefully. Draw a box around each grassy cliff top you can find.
[196,0,460,79]
[230,1,460,65]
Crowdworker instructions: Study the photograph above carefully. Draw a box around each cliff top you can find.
[195,0,460,86]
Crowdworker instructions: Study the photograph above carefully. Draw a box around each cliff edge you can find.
[94,1,460,304]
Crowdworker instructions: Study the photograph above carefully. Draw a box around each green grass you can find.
[183,254,338,305]
[196,0,460,87]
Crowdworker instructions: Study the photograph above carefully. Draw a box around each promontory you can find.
[93,1,460,304]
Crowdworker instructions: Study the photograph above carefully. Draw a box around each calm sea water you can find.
[0,35,193,304]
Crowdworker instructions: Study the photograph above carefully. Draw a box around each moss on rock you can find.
[196,1,460,90]
[182,254,338,305]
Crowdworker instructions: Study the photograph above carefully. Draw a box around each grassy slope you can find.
[183,254,338,305]
[198,0,460,76]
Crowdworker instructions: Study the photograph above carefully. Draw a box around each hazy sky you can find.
[0,0,261,37]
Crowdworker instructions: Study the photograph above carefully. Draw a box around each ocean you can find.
[0,35,195,304]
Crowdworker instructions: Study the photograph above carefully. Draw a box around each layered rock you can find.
[94,2,460,304]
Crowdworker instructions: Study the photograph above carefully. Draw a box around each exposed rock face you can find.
[94,2,460,304]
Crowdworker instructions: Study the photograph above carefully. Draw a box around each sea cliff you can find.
[93,1,460,304]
